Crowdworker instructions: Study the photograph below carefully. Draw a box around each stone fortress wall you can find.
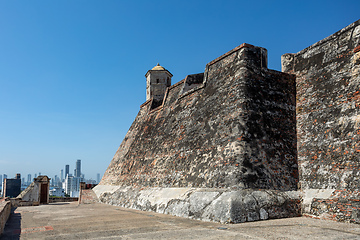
[282,19,360,223]
[94,19,360,224]
[101,44,298,191]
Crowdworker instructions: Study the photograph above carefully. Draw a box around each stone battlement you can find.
[95,19,360,224]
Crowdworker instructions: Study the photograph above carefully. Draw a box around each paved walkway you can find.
[1,202,360,239]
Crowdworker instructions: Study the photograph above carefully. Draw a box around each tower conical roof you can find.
[151,63,165,71]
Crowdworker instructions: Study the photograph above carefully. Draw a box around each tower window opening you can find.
[156,79,159,83]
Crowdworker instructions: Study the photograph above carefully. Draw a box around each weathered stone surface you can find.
[79,189,99,204]
[189,191,219,218]
[96,187,300,224]
[96,20,360,224]
[0,201,11,236]
[282,19,360,223]
[95,42,299,223]
[100,43,297,192]
[309,190,360,223]
[17,176,50,205]
[17,181,39,202]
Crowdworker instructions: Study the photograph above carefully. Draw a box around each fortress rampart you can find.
[101,43,297,191]
[282,19,360,222]
[94,20,360,224]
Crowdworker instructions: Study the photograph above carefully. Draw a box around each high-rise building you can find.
[60,169,64,182]
[65,165,69,178]
[74,159,81,177]
[27,174,32,183]
[2,174,7,193]
[75,159,81,178]
[53,175,58,186]
[97,173,100,183]
[64,174,81,197]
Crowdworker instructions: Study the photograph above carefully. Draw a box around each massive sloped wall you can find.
[93,20,360,224]
[282,19,360,223]
[95,44,300,223]
[101,44,297,190]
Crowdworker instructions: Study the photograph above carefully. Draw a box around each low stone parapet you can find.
[79,189,99,204]
[49,197,78,203]
[0,201,11,236]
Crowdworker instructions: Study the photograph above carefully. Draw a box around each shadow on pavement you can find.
[1,208,21,240]
[49,202,71,205]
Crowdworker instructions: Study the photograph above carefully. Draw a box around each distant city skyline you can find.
[1,159,101,198]
[1,171,102,183]
[2,159,102,185]
[2,158,103,182]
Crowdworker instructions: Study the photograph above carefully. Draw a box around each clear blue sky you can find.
[0,0,359,181]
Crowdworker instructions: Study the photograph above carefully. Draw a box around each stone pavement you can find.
[1,202,360,239]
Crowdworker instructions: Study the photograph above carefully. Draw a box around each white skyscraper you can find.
[64,175,81,197]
